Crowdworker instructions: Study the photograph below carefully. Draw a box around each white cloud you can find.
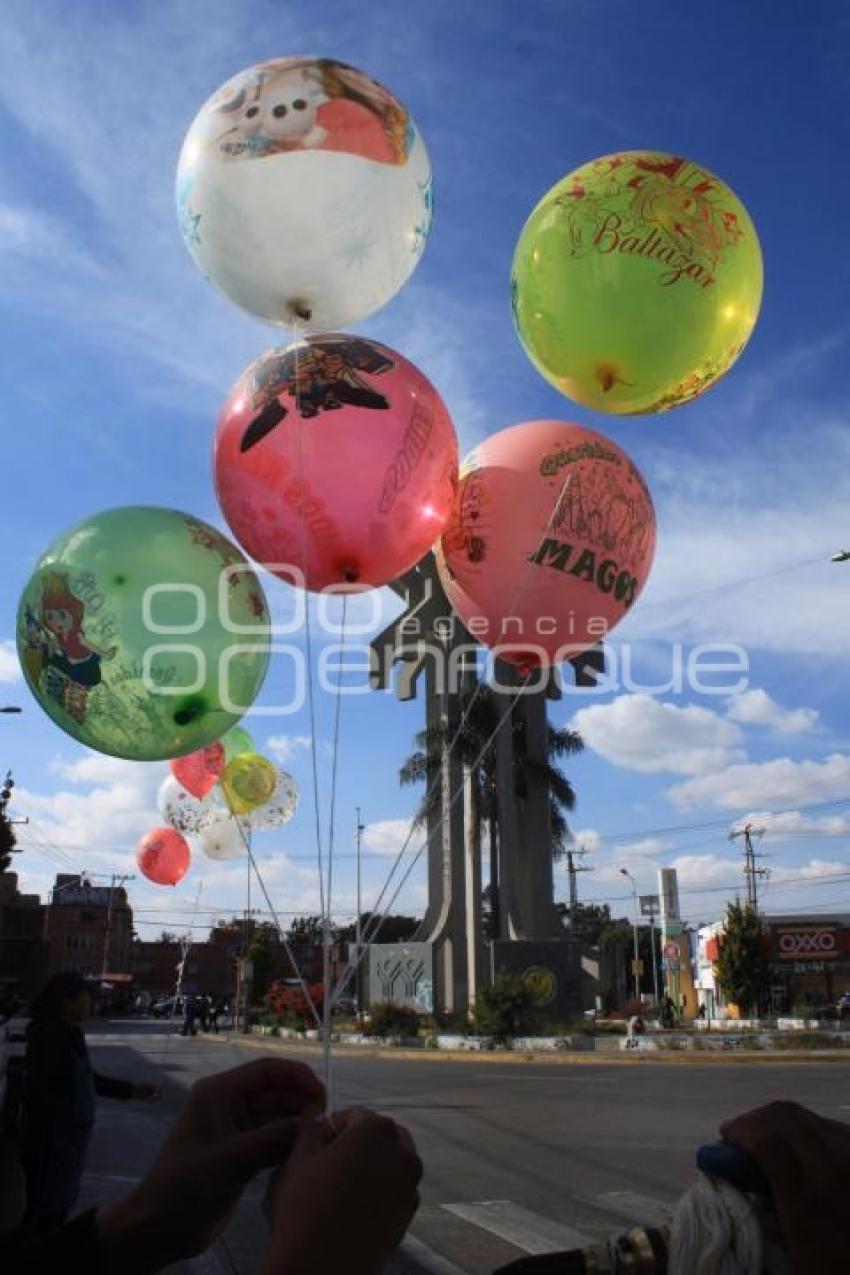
[669,753,850,810]
[571,694,745,776]
[15,753,166,857]
[0,641,20,684]
[726,689,818,735]
[362,818,416,859]
[731,809,850,839]
[668,854,741,887]
[266,735,313,764]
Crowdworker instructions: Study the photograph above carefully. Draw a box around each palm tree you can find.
[399,681,583,939]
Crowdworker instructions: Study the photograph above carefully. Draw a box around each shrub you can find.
[472,975,536,1042]
[265,980,324,1027]
[364,1002,421,1038]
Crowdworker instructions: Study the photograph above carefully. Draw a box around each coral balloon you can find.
[176,57,432,330]
[215,335,458,591]
[157,775,214,835]
[251,767,299,830]
[197,808,248,861]
[17,507,270,760]
[222,725,255,762]
[511,151,763,414]
[436,420,656,667]
[137,827,191,887]
[170,742,225,799]
[221,753,278,814]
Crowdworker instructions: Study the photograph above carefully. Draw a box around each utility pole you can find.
[101,872,136,981]
[619,868,641,1005]
[565,843,593,928]
[729,824,768,912]
[355,808,365,1016]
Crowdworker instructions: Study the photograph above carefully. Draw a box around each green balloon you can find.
[222,724,255,762]
[511,151,763,415]
[17,507,270,761]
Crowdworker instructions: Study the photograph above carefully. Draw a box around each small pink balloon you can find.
[214,334,459,591]
[137,826,191,887]
[170,742,225,799]
[436,420,656,668]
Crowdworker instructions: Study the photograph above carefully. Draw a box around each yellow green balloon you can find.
[511,151,763,415]
[16,506,270,761]
[221,752,278,814]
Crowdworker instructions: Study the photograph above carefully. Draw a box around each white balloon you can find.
[197,808,249,861]
[176,57,432,330]
[157,776,214,836]
[251,768,299,830]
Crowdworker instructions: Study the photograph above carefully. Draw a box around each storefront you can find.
[765,915,850,1013]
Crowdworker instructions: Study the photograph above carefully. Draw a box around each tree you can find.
[159,930,179,944]
[0,771,19,874]
[336,913,419,945]
[558,902,612,945]
[286,915,324,942]
[715,902,768,1016]
[248,922,281,1001]
[400,681,583,940]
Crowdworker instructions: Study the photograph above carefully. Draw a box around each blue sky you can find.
[2,0,850,940]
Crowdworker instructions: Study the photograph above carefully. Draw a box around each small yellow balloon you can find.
[511,151,763,415]
[221,752,278,814]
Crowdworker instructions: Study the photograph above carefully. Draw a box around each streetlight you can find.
[619,868,641,1006]
[0,706,22,714]
[831,550,850,563]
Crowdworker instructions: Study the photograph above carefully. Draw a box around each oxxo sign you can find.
[776,928,839,960]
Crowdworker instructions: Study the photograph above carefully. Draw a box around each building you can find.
[694,914,850,1017]
[132,922,247,999]
[46,874,133,981]
[764,914,850,1012]
[0,872,47,1003]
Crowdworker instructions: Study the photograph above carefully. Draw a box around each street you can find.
[74,1021,850,1274]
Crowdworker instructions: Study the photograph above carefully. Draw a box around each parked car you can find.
[152,995,186,1019]
[333,996,359,1016]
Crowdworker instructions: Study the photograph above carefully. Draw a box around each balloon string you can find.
[290,316,327,924]
[329,671,532,1009]
[334,472,575,979]
[322,591,348,1112]
[222,786,322,1028]
[157,879,204,1069]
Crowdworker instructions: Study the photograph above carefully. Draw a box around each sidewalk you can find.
[208,1031,850,1066]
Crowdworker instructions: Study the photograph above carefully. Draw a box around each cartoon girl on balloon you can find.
[21,573,116,723]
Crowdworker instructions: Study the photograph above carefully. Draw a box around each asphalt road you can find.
[74,1021,850,1274]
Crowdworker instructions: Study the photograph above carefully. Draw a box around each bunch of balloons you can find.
[177,56,459,593]
[433,150,762,667]
[136,723,299,885]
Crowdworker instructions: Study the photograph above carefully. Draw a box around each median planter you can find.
[435,1034,498,1051]
[512,1035,596,1052]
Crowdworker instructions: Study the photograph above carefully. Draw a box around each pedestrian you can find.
[210,998,221,1034]
[180,994,197,1037]
[20,972,159,1232]
[696,1002,707,1021]
[198,995,209,1033]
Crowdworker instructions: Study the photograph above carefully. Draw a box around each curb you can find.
[205,1033,850,1067]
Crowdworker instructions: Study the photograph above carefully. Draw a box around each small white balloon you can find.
[251,768,299,830]
[176,56,432,330]
[197,808,249,861]
[157,775,214,836]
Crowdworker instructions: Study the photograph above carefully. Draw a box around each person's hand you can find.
[262,1107,423,1275]
[721,1100,850,1273]
[97,1058,324,1274]
[130,1082,161,1102]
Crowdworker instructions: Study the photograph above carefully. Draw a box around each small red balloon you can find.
[214,334,459,591]
[137,827,191,887]
[437,420,656,667]
[170,742,225,799]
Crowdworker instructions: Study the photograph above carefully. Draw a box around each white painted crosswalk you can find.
[442,1200,594,1255]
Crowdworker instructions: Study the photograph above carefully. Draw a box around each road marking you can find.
[84,1172,142,1185]
[592,1191,672,1225]
[442,1200,593,1253]
[399,1234,468,1274]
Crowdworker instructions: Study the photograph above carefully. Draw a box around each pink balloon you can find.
[214,335,459,591]
[170,742,225,799]
[137,826,191,887]
[436,420,656,667]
